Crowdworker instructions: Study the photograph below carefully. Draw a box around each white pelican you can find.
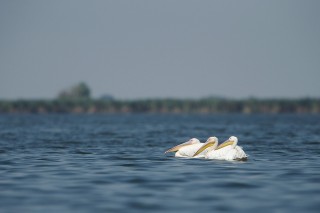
[164,137,218,158]
[193,136,248,161]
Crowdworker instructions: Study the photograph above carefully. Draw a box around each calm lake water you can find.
[0,114,319,213]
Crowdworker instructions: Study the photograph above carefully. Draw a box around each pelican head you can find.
[164,138,200,154]
[217,136,238,149]
[189,138,201,144]
[192,136,218,157]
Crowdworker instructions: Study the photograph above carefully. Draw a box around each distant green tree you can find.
[58,82,91,100]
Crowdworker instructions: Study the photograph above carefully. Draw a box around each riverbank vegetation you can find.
[1,83,319,114]
[0,98,319,114]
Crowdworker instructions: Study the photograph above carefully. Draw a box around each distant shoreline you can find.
[1,98,319,114]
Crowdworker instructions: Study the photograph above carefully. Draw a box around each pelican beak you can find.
[164,140,194,154]
[192,140,215,157]
[216,139,233,150]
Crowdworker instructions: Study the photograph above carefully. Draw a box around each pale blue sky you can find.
[0,0,319,100]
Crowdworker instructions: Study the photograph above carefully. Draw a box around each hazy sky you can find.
[1,0,319,100]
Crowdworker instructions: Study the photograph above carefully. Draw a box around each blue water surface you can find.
[0,114,319,213]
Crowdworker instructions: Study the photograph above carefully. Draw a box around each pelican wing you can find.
[206,145,233,160]
[233,146,248,161]
[207,145,248,161]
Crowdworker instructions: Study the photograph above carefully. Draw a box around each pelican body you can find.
[193,136,247,161]
[165,137,218,158]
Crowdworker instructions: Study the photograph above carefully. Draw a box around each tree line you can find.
[1,82,319,114]
[0,98,319,114]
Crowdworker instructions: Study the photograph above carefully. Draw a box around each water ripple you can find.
[0,114,319,212]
